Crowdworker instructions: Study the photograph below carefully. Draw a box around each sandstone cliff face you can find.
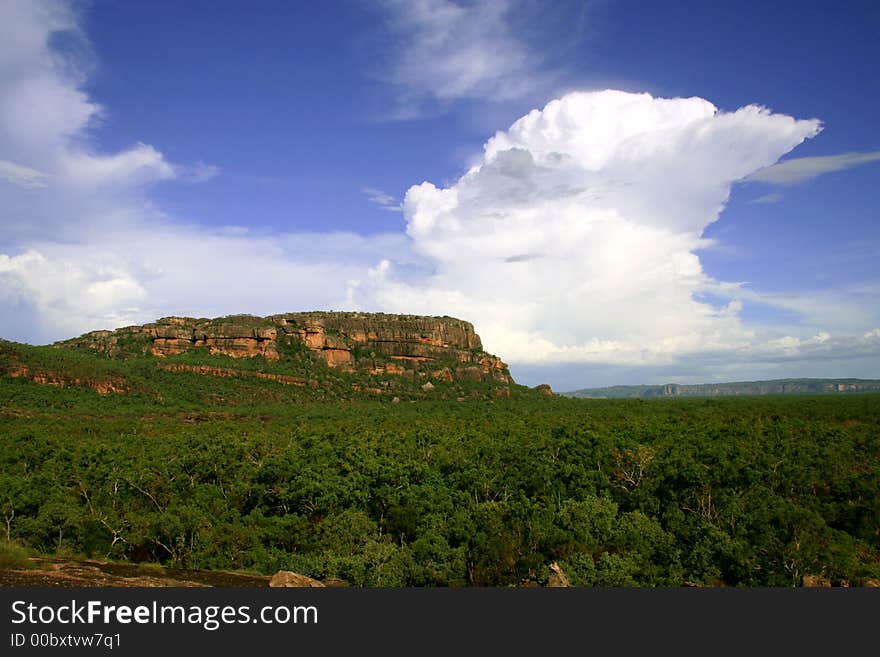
[147,316,280,360]
[6,364,125,395]
[58,312,513,385]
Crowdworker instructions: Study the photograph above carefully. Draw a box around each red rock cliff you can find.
[58,312,513,384]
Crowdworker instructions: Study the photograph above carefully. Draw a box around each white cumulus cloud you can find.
[0,231,410,344]
[0,0,215,244]
[359,90,826,366]
[0,249,148,339]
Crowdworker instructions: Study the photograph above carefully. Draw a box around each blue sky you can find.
[1,0,878,390]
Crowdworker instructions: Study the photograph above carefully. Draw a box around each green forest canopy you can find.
[2,367,878,587]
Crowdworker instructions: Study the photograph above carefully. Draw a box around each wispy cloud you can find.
[725,283,880,334]
[362,186,403,212]
[379,0,547,116]
[746,150,880,184]
[0,160,47,188]
[749,192,783,204]
[176,161,220,184]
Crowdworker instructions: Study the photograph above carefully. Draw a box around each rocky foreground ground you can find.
[0,557,272,587]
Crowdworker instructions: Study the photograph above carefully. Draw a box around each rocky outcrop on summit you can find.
[69,316,282,361]
[57,311,513,386]
[152,317,279,360]
[271,312,487,367]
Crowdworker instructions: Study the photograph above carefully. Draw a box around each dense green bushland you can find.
[1,375,877,586]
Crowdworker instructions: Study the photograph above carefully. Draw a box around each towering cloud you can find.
[363,91,826,365]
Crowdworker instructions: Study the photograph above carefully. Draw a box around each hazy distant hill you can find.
[563,378,880,398]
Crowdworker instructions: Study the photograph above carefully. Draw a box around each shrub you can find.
[0,540,35,569]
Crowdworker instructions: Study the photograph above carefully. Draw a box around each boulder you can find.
[268,571,325,588]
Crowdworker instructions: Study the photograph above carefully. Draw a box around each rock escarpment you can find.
[58,311,513,386]
[70,316,282,361]
[5,363,126,395]
[565,378,880,399]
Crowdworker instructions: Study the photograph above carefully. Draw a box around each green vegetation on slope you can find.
[0,337,531,407]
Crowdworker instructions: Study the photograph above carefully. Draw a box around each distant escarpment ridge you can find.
[2,312,553,402]
[563,378,880,399]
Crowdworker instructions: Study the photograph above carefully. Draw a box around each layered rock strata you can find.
[6,364,125,395]
[58,312,512,385]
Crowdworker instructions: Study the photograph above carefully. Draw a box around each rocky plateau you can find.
[55,311,515,387]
